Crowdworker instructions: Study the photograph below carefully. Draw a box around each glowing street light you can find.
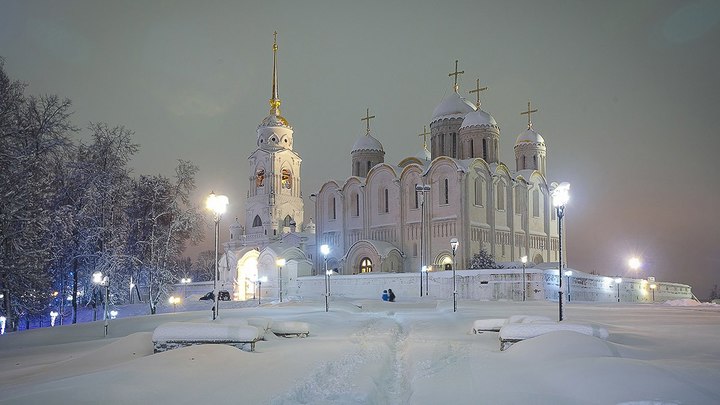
[0,316,5,335]
[521,256,528,302]
[450,237,459,312]
[93,271,110,337]
[551,181,570,322]
[276,258,286,302]
[206,191,229,320]
[628,257,642,275]
[168,296,180,312]
[50,311,59,327]
[321,244,330,312]
[180,277,192,299]
[110,310,118,319]
[615,277,623,302]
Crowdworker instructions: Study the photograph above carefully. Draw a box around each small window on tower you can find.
[281,169,292,189]
[256,169,265,187]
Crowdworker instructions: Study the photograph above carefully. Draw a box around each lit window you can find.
[360,257,373,273]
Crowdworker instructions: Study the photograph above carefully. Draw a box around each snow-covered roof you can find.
[351,134,384,153]
[259,113,291,129]
[460,108,497,129]
[431,92,476,123]
[514,128,545,145]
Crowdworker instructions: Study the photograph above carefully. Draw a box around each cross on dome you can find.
[361,108,375,135]
[469,78,488,108]
[449,60,464,93]
[269,31,281,116]
[520,100,538,129]
[418,125,430,150]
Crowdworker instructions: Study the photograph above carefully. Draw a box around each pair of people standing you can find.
[381,289,396,302]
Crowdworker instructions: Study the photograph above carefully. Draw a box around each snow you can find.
[152,322,261,342]
[663,298,718,307]
[1,298,719,404]
[499,322,609,341]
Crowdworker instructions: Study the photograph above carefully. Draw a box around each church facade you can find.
[314,65,561,277]
[221,37,563,301]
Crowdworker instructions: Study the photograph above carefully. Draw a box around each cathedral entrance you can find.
[359,257,373,273]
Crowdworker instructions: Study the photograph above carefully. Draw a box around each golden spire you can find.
[469,79,488,108]
[361,108,375,135]
[520,100,538,129]
[418,125,430,150]
[448,60,464,93]
[269,31,281,116]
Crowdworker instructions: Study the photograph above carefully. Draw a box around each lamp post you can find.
[168,296,180,312]
[650,283,656,302]
[206,192,229,320]
[564,270,573,302]
[615,277,622,302]
[50,311,58,327]
[180,278,192,299]
[422,266,428,297]
[321,244,330,312]
[551,182,570,322]
[92,271,110,337]
[416,184,431,297]
[450,238,459,312]
[521,256,528,301]
[257,276,268,305]
[276,258,286,302]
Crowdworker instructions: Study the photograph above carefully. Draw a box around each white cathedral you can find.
[218,35,563,301]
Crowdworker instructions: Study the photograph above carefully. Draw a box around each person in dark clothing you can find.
[388,289,396,302]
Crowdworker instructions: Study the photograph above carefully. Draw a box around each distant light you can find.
[450,237,459,252]
[50,311,58,327]
[564,270,573,276]
[168,296,180,304]
[92,272,104,284]
[276,258,286,267]
[421,266,428,273]
[326,270,333,276]
[650,283,657,290]
[259,276,268,283]
[320,244,330,256]
[615,277,623,284]
[521,256,528,264]
[110,310,118,319]
[628,257,642,270]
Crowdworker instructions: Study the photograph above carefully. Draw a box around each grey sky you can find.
[2,0,719,294]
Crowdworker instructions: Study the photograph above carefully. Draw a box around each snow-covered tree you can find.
[469,247,497,269]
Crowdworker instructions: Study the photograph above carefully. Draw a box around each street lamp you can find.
[321,244,330,312]
[276,258,286,302]
[564,270,573,302]
[450,237,459,312]
[92,271,110,337]
[421,266,428,297]
[615,277,623,302]
[257,276,268,305]
[416,183,431,297]
[206,191,229,320]
[168,296,180,312]
[180,278,192,298]
[50,311,58,327]
[628,257,642,277]
[551,181,570,322]
[650,283,657,302]
[521,256,528,301]
[0,316,6,334]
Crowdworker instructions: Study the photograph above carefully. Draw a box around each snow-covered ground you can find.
[1,298,719,404]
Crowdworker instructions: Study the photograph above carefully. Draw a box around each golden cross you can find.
[361,108,375,135]
[418,125,431,149]
[469,79,488,108]
[520,100,538,129]
[448,60,464,92]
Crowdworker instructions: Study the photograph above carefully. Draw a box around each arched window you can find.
[532,189,540,217]
[252,215,262,227]
[360,257,373,273]
[482,139,488,161]
[366,161,372,174]
[413,243,418,257]
[442,178,449,205]
[384,188,389,213]
[440,133,445,155]
[533,155,537,168]
[329,197,336,220]
[255,168,265,187]
[470,139,474,158]
[474,177,483,206]
[355,161,360,176]
[522,155,526,169]
[284,215,292,227]
[281,169,292,189]
[351,192,359,217]
[497,182,505,210]
[452,133,457,157]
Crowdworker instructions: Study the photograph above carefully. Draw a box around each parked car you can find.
[199,291,214,301]
[218,290,231,301]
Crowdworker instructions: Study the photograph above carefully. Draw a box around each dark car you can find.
[199,291,214,301]
[218,290,231,301]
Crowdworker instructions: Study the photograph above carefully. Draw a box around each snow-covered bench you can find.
[472,315,552,334]
[152,322,263,353]
[498,322,609,351]
[271,321,310,338]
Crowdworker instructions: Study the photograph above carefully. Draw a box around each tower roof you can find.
[260,31,291,129]
[431,92,476,123]
[351,134,384,153]
[460,108,497,129]
[515,128,545,145]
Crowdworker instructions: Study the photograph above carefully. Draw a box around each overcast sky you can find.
[2,0,719,294]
